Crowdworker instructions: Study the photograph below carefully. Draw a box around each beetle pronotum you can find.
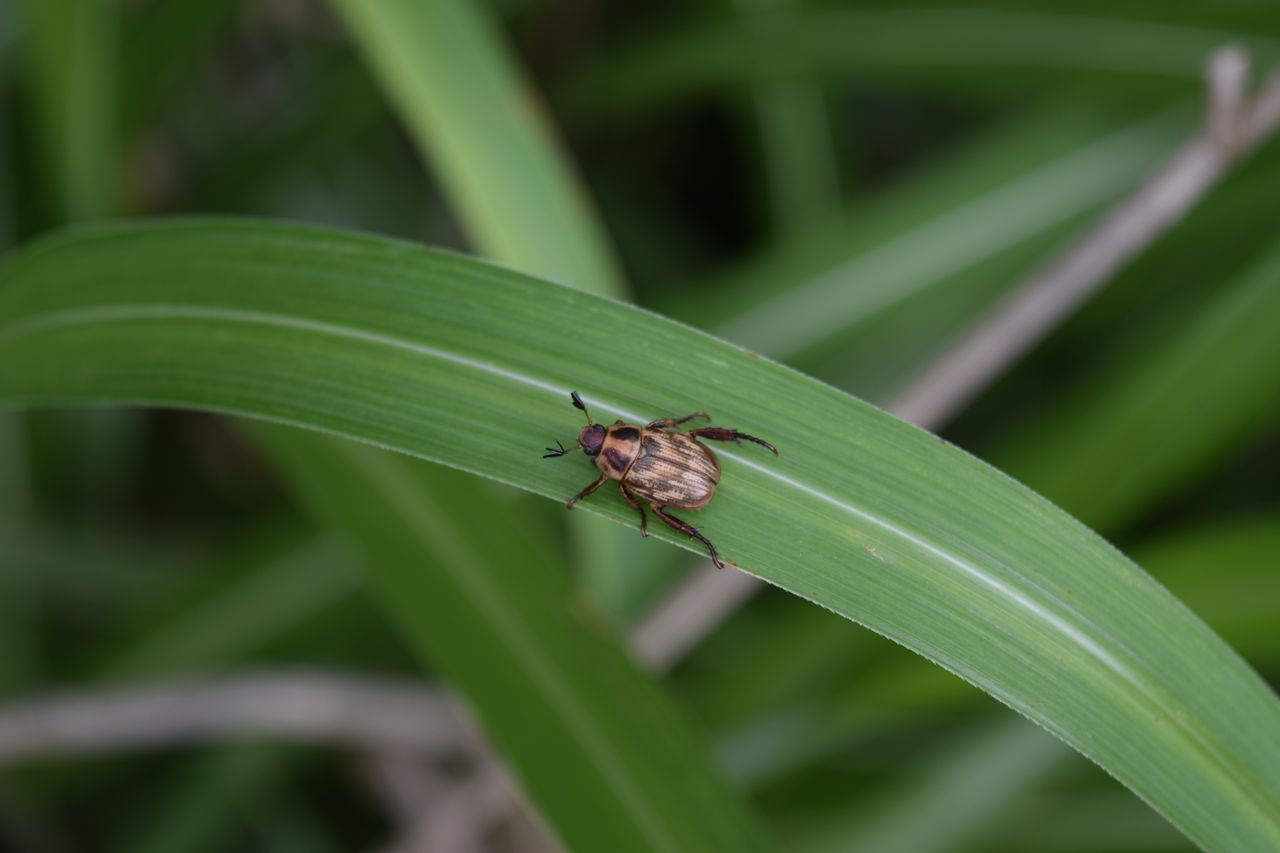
[543,391,777,568]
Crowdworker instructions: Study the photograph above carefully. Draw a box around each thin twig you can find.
[1207,46,1249,154]
[629,565,762,671]
[363,749,451,852]
[887,48,1280,428]
[0,671,478,763]
[373,753,562,853]
[0,670,555,852]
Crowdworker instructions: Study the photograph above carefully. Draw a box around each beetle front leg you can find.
[619,484,648,537]
[567,474,609,509]
[646,412,710,429]
[651,504,724,569]
[686,427,778,455]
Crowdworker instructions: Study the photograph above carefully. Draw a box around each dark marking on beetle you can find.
[605,446,632,472]
[611,426,640,442]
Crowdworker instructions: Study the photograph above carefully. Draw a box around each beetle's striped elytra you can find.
[543,391,777,568]
[626,431,719,508]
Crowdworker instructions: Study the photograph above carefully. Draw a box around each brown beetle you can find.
[544,391,777,568]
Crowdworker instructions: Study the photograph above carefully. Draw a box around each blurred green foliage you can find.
[1,0,1278,850]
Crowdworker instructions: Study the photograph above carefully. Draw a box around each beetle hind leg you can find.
[651,504,724,569]
[687,427,778,455]
[646,412,710,429]
[620,484,648,537]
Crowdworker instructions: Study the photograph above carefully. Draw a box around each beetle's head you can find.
[543,391,606,459]
[577,423,606,457]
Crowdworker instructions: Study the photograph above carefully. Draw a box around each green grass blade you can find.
[117,0,242,136]
[91,529,360,680]
[676,109,1185,372]
[252,427,769,853]
[329,0,622,294]
[0,92,15,249]
[748,75,838,235]
[123,746,294,853]
[327,0,632,606]
[20,0,119,222]
[1135,513,1280,663]
[562,9,1280,120]
[1,219,1279,850]
[796,719,1066,853]
[0,412,38,693]
[731,0,839,235]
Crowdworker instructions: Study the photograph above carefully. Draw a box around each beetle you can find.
[543,391,777,568]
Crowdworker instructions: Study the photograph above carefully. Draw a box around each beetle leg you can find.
[619,484,648,537]
[686,427,778,455]
[646,412,710,429]
[651,504,724,569]
[567,474,609,509]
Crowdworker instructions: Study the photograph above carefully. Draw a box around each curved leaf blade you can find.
[1,219,1279,851]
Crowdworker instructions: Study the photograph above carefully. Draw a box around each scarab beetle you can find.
[543,391,777,568]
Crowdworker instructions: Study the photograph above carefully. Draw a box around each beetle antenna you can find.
[570,391,593,425]
[543,439,578,459]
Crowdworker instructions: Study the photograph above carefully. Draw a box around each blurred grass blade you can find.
[993,237,1280,531]
[562,9,1280,119]
[666,109,1186,405]
[0,414,28,516]
[797,718,1065,853]
[329,0,621,294]
[1133,513,1280,662]
[985,793,1188,852]
[118,0,241,136]
[694,109,1185,361]
[328,0,633,607]
[748,75,838,235]
[21,0,119,222]
[123,746,295,853]
[0,412,38,693]
[0,94,14,249]
[731,0,839,235]
[91,528,360,680]
[1,219,1280,850]
[251,426,770,852]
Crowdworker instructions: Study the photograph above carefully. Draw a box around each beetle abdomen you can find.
[625,432,720,508]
